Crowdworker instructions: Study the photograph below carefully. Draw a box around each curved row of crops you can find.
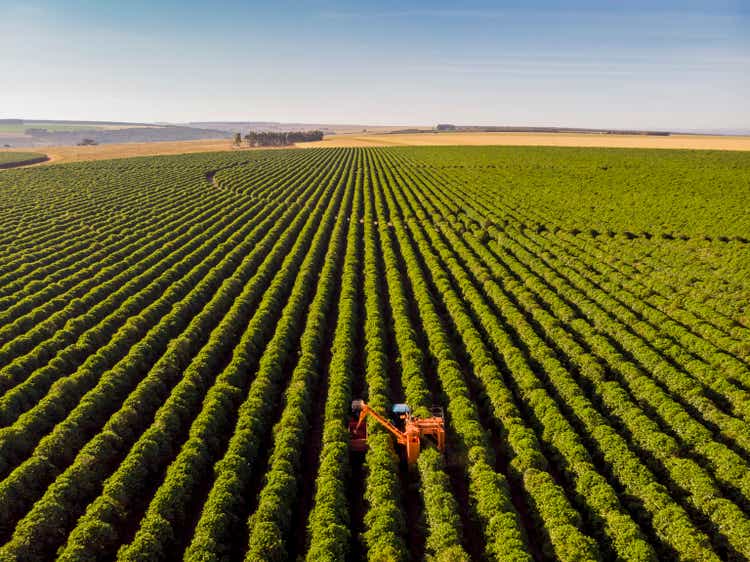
[0,145,748,560]
[0,152,47,169]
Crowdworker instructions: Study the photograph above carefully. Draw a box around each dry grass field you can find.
[301,131,750,151]
[2,131,749,169]
[0,139,248,165]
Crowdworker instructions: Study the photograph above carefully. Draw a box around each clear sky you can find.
[1,0,748,129]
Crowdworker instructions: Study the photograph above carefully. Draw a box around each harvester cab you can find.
[390,403,411,428]
[348,399,445,464]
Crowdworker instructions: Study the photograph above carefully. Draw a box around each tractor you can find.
[348,399,445,464]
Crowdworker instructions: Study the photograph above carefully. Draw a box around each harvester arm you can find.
[355,403,406,445]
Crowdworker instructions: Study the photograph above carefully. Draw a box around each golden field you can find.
[300,131,750,151]
[2,131,750,168]
[0,139,250,165]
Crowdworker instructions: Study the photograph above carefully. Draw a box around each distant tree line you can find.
[432,124,670,136]
[240,130,324,147]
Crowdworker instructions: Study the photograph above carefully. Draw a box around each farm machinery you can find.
[348,399,446,464]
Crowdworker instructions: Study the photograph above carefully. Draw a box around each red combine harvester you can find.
[348,399,446,464]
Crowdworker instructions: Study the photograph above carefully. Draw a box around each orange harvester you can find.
[348,399,446,464]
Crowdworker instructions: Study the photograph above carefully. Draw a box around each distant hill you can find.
[672,128,750,137]
[28,126,230,145]
[187,122,404,135]
[0,119,230,148]
[430,125,671,136]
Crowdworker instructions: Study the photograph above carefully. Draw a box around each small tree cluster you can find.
[243,130,324,147]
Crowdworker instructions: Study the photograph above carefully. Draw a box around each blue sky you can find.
[1,0,748,129]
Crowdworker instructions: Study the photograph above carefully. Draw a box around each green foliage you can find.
[0,151,46,167]
[400,145,750,239]
[0,146,747,562]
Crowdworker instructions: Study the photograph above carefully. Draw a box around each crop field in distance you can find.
[0,121,157,134]
[0,152,48,169]
[0,139,247,166]
[0,145,749,561]
[3,131,750,170]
